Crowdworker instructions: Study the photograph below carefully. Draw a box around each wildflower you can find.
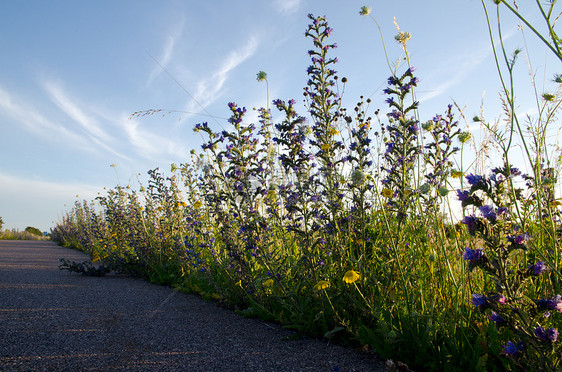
[495,294,507,304]
[471,294,489,307]
[461,215,480,236]
[314,280,330,290]
[256,71,267,82]
[359,6,371,16]
[548,328,559,342]
[395,31,411,44]
[451,170,463,179]
[535,327,547,341]
[535,327,558,342]
[381,188,393,198]
[457,189,470,202]
[507,233,530,246]
[503,341,523,355]
[489,311,505,324]
[351,168,365,186]
[463,247,484,270]
[343,270,360,284]
[479,205,497,223]
[529,261,548,276]
[466,173,484,186]
[537,295,562,313]
[458,131,472,143]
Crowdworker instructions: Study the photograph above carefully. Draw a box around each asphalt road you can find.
[0,240,385,371]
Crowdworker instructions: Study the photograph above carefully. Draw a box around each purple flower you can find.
[479,205,497,223]
[457,189,470,202]
[496,294,506,304]
[489,311,504,324]
[535,327,547,341]
[463,247,484,267]
[503,341,518,355]
[466,173,484,186]
[535,327,558,342]
[548,328,558,342]
[496,207,509,216]
[530,261,548,276]
[461,215,479,236]
[507,233,530,246]
[471,294,488,307]
[537,295,562,313]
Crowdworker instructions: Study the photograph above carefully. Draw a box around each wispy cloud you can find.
[44,81,112,142]
[120,114,186,161]
[419,27,522,103]
[419,51,489,103]
[43,81,131,160]
[146,17,185,86]
[0,86,93,150]
[185,36,259,114]
[273,0,302,15]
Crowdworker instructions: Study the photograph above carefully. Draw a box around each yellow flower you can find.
[327,126,340,136]
[381,188,393,198]
[193,200,202,209]
[263,278,274,287]
[321,143,331,150]
[550,200,562,208]
[91,251,100,263]
[343,270,360,284]
[451,170,464,179]
[314,280,330,290]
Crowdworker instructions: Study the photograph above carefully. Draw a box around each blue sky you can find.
[0,0,558,231]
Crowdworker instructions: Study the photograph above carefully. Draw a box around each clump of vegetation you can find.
[53,4,562,371]
[25,226,43,236]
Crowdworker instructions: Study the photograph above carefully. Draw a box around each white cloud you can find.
[146,17,185,86]
[418,26,521,103]
[0,86,94,151]
[44,81,112,143]
[120,114,186,161]
[273,0,302,15]
[43,81,131,161]
[185,36,260,114]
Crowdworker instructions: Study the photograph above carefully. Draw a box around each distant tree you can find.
[25,226,42,236]
[0,216,3,230]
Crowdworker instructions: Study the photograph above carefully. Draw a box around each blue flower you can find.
[471,294,488,307]
[548,328,559,342]
[479,205,497,223]
[461,215,479,236]
[507,233,530,246]
[530,261,548,276]
[536,295,562,313]
[488,311,504,324]
[463,247,484,268]
[466,173,484,186]
[503,341,522,355]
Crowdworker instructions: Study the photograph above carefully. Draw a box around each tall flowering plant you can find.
[380,68,421,221]
[459,165,561,370]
